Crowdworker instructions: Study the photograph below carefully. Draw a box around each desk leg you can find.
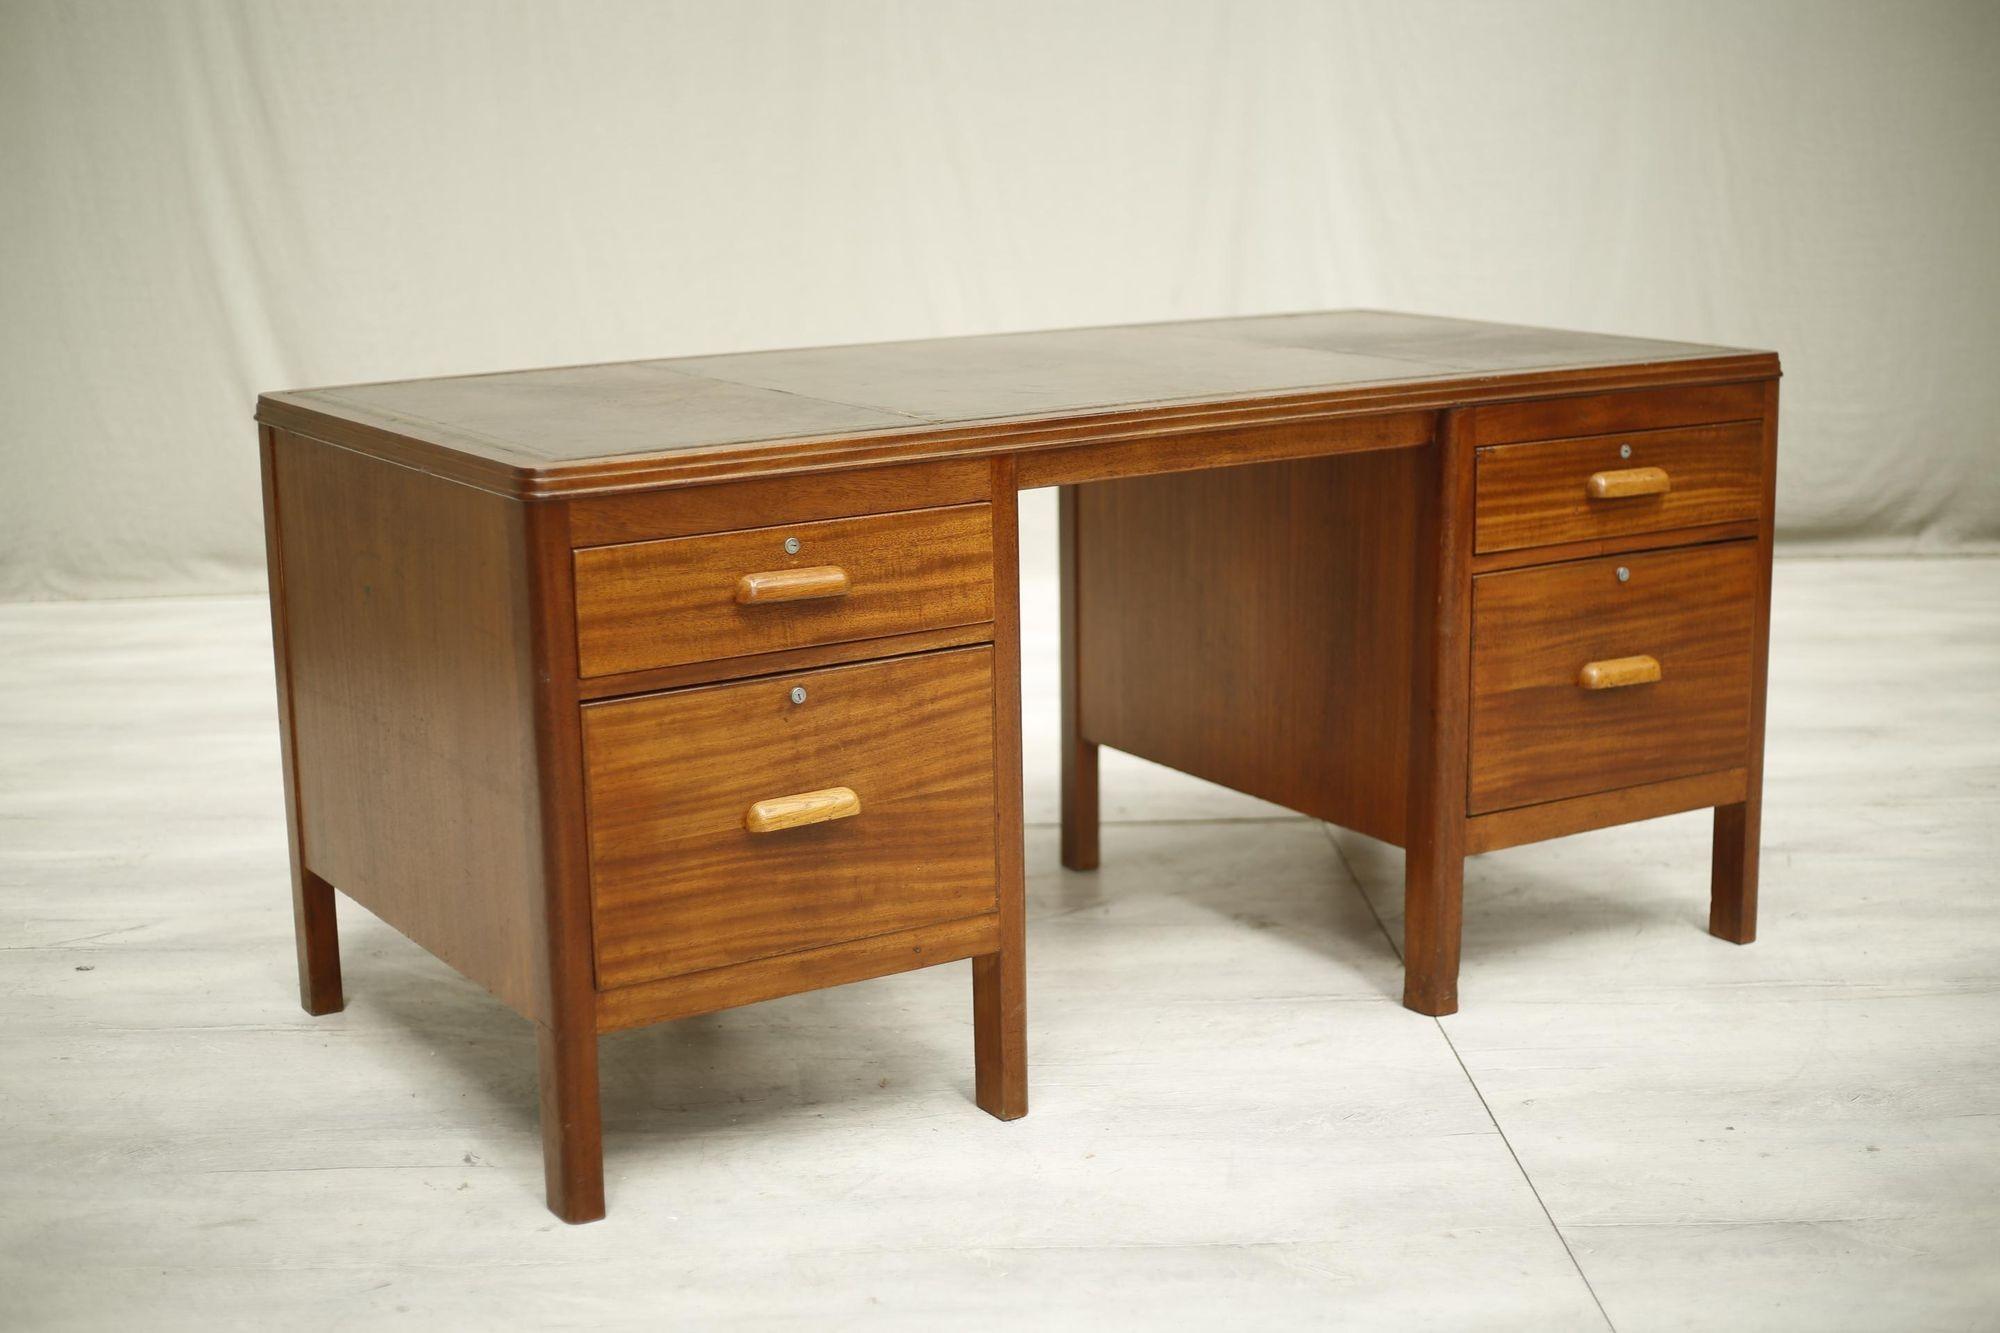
[1711,380,1778,945]
[1710,800,1760,943]
[261,425,345,1017]
[526,499,607,1223]
[1403,415,1474,1017]
[1058,485,1100,871]
[537,1021,604,1223]
[975,459,1029,1119]
[291,870,344,1016]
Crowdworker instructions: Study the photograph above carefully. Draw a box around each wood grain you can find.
[1467,769,1748,855]
[1072,444,1427,846]
[1469,542,1759,814]
[1468,380,1766,447]
[569,458,990,546]
[596,915,1000,1033]
[288,872,342,1017]
[270,430,546,1021]
[1058,484,1099,871]
[1015,408,1430,488]
[522,499,604,1224]
[1712,380,1782,944]
[258,425,343,1017]
[250,312,1784,1221]
[1474,421,1764,552]
[1402,413,1475,1017]
[255,312,1776,498]
[583,648,999,987]
[973,457,1027,1121]
[573,504,994,677]
[534,1018,601,1224]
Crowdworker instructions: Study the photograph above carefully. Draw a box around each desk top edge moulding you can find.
[255,310,1779,496]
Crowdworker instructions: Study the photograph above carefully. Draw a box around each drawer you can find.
[1469,542,1757,814]
[1468,380,1765,447]
[1475,421,1764,553]
[572,503,994,677]
[583,648,998,987]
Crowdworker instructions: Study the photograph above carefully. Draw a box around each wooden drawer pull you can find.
[1577,655,1663,690]
[734,565,851,605]
[744,786,861,833]
[1586,466,1671,500]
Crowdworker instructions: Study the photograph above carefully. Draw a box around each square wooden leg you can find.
[292,868,344,1016]
[977,456,1029,1120]
[536,1021,605,1224]
[1402,841,1464,1017]
[1714,380,1776,946]
[1402,414,1473,1018]
[1058,484,1100,871]
[972,947,1026,1120]
[1709,798,1760,944]
[1060,730,1099,871]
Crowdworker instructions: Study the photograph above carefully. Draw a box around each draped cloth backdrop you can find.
[2,0,1997,599]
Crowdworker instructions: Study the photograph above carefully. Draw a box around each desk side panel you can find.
[1074,447,1424,844]
[271,430,545,1019]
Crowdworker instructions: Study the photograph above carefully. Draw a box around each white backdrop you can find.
[3,0,1996,600]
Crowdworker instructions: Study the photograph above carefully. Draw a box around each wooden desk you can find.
[256,311,1779,1222]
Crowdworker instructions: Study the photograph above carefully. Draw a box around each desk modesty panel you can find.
[256,311,1780,1221]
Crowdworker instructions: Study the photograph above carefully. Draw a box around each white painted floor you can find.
[2,556,1997,1331]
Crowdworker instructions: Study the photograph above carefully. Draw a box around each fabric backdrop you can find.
[3,0,1996,600]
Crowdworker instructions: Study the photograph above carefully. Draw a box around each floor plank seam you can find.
[1321,821,1619,1333]
[1436,1026,1617,1333]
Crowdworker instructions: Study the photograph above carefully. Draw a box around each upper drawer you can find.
[1468,380,1765,447]
[1469,542,1758,814]
[572,504,995,677]
[1475,421,1764,553]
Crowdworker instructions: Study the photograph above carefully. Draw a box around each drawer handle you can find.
[744,786,861,834]
[735,565,852,605]
[1586,466,1672,500]
[1577,655,1663,690]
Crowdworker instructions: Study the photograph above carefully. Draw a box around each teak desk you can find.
[256,311,1780,1222]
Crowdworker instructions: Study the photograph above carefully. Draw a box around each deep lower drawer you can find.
[1469,542,1758,813]
[1475,421,1764,553]
[572,503,994,677]
[583,648,998,987]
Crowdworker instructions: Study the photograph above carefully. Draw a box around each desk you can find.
[256,311,1780,1222]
